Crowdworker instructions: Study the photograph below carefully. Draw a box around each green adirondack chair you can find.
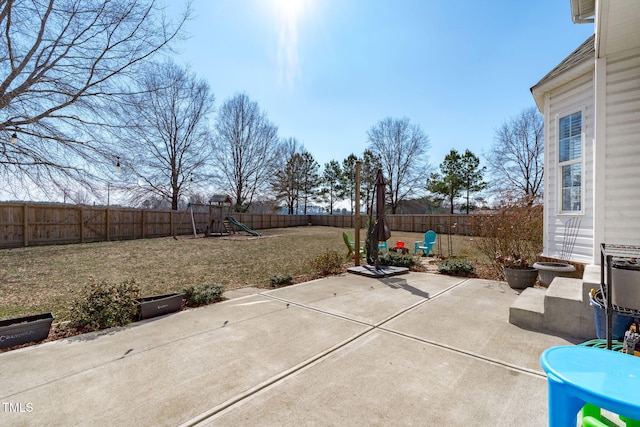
[343,231,365,260]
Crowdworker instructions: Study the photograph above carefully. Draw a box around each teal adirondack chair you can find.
[378,241,388,253]
[343,231,365,260]
[414,230,437,256]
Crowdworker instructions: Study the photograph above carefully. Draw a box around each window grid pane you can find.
[559,113,582,162]
[559,111,582,212]
[562,164,581,211]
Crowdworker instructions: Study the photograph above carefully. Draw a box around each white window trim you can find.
[557,108,585,216]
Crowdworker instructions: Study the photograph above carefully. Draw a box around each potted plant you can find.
[496,252,538,290]
[533,217,580,286]
[0,312,55,350]
[532,261,576,286]
[471,195,543,290]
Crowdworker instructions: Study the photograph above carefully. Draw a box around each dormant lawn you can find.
[0,226,485,321]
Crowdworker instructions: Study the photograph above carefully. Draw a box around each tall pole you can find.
[354,160,361,266]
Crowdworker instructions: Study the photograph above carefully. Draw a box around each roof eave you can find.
[530,58,594,113]
[570,0,596,24]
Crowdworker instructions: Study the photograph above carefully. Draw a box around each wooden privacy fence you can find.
[308,214,478,236]
[0,202,480,249]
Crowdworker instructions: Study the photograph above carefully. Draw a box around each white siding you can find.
[603,49,640,245]
[545,71,595,263]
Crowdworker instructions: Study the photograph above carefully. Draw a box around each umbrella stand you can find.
[354,161,362,266]
[346,170,408,279]
[371,169,391,269]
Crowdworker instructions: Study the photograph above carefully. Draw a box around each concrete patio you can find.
[0,272,580,426]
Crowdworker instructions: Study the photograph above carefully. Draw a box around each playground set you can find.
[175,195,260,238]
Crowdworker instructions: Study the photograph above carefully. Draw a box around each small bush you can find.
[378,252,418,268]
[472,194,543,279]
[182,283,225,306]
[310,250,344,276]
[69,279,140,331]
[438,258,475,276]
[270,273,293,288]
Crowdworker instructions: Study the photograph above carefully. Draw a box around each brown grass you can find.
[0,226,488,321]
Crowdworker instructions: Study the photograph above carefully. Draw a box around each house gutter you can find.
[570,0,595,23]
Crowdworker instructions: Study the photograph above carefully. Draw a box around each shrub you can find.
[69,279,140,331]
[182,283,225,306]
[472,194,543,279]
[270,273,293,288]
[438,258,475,276]
[310,250,344,276]
[378,252,418,268]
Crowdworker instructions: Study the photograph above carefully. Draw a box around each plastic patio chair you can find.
[343,231,365,260]
[581,404,640,427]
[414,230,437,256]
[378,241,388,253]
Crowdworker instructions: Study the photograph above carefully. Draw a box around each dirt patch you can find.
[419,257,441,273]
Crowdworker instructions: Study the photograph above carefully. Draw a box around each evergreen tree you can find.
[341,154,359,213]
[320,160,345,214]
[426,149,486,214]
[460,150,487,214]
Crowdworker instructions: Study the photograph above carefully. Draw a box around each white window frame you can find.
[557,109,585,215]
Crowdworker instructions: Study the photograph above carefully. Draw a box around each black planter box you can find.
[0,312,55,350]
[136,293,183,320]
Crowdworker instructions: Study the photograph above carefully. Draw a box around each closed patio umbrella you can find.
[371,169,391,267]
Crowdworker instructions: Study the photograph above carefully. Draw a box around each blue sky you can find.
[172,0,594,170]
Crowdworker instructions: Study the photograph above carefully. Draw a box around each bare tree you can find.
[487,107,544,200]
[272,138,302,214]
[367,117,430,214]
[0,0,189,198]
[114,61,214,210]
[213,93,281,212]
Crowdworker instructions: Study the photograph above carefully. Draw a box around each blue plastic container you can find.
[590,291,635,340]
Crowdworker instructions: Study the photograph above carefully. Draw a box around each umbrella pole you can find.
[354,160,361,266]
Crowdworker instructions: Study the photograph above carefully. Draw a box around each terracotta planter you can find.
[136,293,183,320]
[504,266,538,290]
[0,313,54,350]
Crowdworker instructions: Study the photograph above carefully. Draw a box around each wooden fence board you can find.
[0,202,481,248]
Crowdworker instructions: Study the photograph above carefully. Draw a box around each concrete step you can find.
[582,264,601,294]
[509,266,600,340]
[544,277,595,339]
[509,287,545,331]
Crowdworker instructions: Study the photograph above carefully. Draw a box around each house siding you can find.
[603,48,640,245]
[545,71,595,263]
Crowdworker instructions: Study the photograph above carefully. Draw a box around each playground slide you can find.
[226,216,261,237]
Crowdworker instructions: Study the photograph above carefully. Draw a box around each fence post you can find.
[105,207,110,241]
[79,206,84,243]
[23,203,29,247]
[141,210,145,239]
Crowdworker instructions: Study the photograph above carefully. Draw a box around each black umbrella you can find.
[371,169,391,267]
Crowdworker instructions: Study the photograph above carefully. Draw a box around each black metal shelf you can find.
[600,243,640,349]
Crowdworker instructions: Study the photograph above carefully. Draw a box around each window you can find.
[558,111,582,212]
